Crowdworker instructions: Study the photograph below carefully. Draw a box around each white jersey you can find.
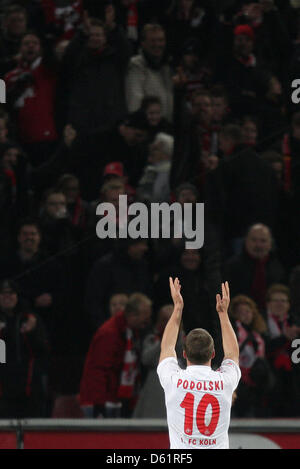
[157,357,241,449]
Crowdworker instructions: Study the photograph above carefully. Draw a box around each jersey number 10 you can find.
[180,392,220,436]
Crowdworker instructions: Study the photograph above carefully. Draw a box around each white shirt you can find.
[157,357,241,449]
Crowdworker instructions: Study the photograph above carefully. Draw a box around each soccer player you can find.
[157,278,241,449]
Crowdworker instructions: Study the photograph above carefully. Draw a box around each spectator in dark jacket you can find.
[223,223,286,311]
[0,218,64,348]
[154,246,221,364]
[80,292,152,418]
[205,124,279,254]
[5,31,58,166]
[85,238,153,330]
[0,279,49,418]
[57,16,131,134]
[62,110,149,201]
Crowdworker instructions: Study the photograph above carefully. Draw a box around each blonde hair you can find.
[266,284,290,302]
[229,294,267,334]
[125,293,152,316]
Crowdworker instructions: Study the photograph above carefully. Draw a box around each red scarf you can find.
[127,1,139,41]
[117,328,139,402]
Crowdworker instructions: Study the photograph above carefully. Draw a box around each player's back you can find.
[157,357,241,449]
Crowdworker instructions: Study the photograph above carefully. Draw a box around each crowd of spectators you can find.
[0,0,299,420]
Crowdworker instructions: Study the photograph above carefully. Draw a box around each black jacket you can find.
[0,302,49,399]
[85,246,153,330]
[205,145,279,240]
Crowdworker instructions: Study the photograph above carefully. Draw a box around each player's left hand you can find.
[169,277,184,310]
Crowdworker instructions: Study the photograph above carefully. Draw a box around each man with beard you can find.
[125,23,174,122]
[0,218,64,347]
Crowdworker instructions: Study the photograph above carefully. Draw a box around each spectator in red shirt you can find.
[80,292,152,418]
[5,32,58,166]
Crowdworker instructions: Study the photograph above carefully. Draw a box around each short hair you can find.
[89,18,106,30]
[42,187,66,205]
[101,176,124,194]
[191,89,212,102]
[266,284,290,302]
[0,109,9,124]
[151,132,174,157]
[125,293,152,316]
[17,217,41,236]
[141,23,165,42]
[183,328,214,365]
[56,174,79,191]
[211,85,229,102]
[141,96,162,110]
[220,124,243,144]
[245,222,272,239]
[3,4,27,20]
[229,294,267,334]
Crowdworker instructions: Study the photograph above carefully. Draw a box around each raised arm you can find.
[159,277,184,364]
[216,282,239,364]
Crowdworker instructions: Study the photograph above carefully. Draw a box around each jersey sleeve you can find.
[157,357,180,390]
[218,359,241,391]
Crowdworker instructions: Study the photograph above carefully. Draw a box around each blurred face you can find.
[181,249,201,271]
[62,179,80,204]
[269,77,282,96]
[109,293,128,316]
[142,29,166,59]
[0,289,18,312]
[2,147,20,169]
[191,95,213,122]
[20,34,41,63]
[4,12,27,37]
[45,193,67,218]
[245,226,272,259]
[103,181,125,207]
[156,305,173,332]
[0,119,8,143]
[235,303,253,326]
[182,52,199,71]
[88,25,106,50]
[267,293,290,319]
[127,303,152,330]
[146,103,162,127]
[177,189,197,205]
[212,97,227,122]
[271,161,283,183]
[234,34,253,58]
[18,225,41,254]
[242,120,257,145]
[128,241,148,260]
[122,126,148,146]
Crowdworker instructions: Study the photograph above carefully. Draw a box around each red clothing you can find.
[80,311,130,406]
[41,0,83,41]
[5,58,58,144]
